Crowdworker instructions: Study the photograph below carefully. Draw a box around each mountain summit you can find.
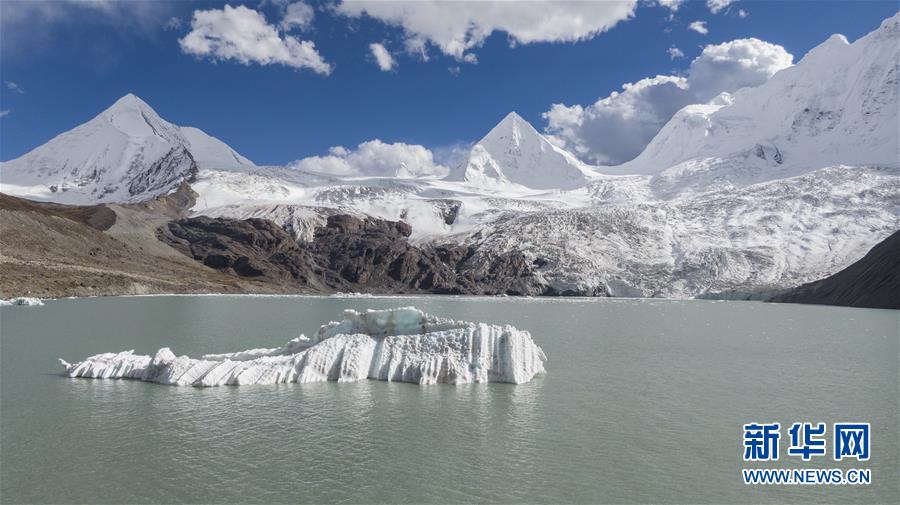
[448,112,597,190]
[608,11,900,181]
[0,94,254,204]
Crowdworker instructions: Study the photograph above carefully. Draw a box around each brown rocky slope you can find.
[1,189,548,298]
[159,214,546,295]
[0,191,277,298]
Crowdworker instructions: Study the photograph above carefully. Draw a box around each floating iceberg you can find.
[0,297,44,307]
[59,307,547,386]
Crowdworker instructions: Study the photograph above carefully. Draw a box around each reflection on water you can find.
[1,295,897,504]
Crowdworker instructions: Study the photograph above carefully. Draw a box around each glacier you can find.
[58,308,548,386]
[0,297,45,307]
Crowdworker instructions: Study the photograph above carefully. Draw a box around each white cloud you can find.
[291,140,448,178]
[687,37,793,98]
[1,0,172,49]
[280,1,314,31]
[667,46,685,59]
[2,0,168,25]
[738,9,749,18]
[0,110,9,118]
[179,5,331,74]
[543,38,793,165]
[369,42,396,71]
[433,141,473,168]
[164,17,183,31]
[5,81,24,94]
[688,21,709,35]
[707,0,736,14]
[335,0,637,62]
[657,0,685,12]
[404,35,429,61]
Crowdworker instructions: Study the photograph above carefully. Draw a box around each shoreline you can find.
[5,292,898,311]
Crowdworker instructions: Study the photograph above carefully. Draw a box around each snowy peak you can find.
[449,111,596,190]
[98,93,187,145]
[610,11,900,179]
[0,94,255,204]
[485,111,534,148]
[873,10,900,39]
[103,93,155,117]
[97,94,254,170]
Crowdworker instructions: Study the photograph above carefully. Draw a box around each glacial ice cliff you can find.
[59,307,547,386]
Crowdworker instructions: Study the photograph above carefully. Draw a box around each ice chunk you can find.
[59,308,547,386]
[1,297,44,307]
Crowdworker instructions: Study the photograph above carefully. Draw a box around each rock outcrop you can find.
[160,214,548,295]
[769,230,900,309]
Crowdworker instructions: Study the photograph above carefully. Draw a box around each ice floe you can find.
[59,307,547,386]
[0,297,44,307]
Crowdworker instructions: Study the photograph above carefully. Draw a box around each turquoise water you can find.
[1,295,897,504]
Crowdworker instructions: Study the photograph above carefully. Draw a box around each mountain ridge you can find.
[605,11,900,185]
[0,93,254,204]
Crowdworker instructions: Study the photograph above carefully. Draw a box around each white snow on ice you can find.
[0,297,45,307]
[59,307,548,386]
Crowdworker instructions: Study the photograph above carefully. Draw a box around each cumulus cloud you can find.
[290,140,448,178]
[657,0,685,12]
[543,38,793,165]
[369,42,396,71]
[179,5,331,74]
[433,141,474,168]
[5,81,24,94]
[687,37,793,98]
[404,35,429,61]
[738,9,749,18]
[688,21,709,35]
[280,1,314,31]
[335,0,637,62]
[667,46,685,59]
[707,0,736,14]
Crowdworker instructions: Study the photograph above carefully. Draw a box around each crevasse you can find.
[59,307,547,386]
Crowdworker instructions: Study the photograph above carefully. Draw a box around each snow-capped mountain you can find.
[0,94,254,204]
[607,13,899,197]
[447,112,598,190]
[1,13,898,299]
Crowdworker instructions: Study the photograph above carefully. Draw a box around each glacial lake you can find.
[1,295,897,504]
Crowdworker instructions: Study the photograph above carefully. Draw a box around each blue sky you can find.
[1,0,897,166]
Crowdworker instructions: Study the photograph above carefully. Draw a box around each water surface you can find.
[1,296,897,503]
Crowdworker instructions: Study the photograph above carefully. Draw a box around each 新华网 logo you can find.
[741,422,871,486]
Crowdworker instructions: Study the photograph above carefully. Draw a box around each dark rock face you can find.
[128,147,198,198]
[769,230,900,309]
[161,216,328,289]
[159,214,549,295]
[432,199,462,225]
